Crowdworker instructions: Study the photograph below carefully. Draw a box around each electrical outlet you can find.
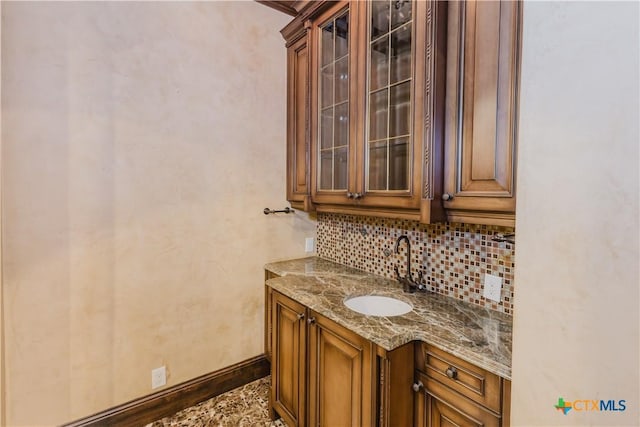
[483,273,502,302]
[305,237,315,253]
[151,366,166,389]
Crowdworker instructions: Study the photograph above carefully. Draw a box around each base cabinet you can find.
[269,290,413,427]
[308,310,374,427]
[267,286,509,427]
[414,343,511,427]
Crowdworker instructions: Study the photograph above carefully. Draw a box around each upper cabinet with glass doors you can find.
[316,6,351,196]
[280,0,520,226]
[308,0,448,222]
[367,0,413,195]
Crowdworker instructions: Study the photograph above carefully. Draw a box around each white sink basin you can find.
[344,295,413,317]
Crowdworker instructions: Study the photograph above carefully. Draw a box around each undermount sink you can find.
[343,295,413,317]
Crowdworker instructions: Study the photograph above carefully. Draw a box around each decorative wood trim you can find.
[288,198,316,213]
[502,379,512,427]
[256,1,297,17]
[423,0,434,201]
[289,200,305,211]
[296,1,336,22]
[419,0,447,224]
[446,210,515,228]
[315,204,422,221]
[62,355,270,427]
[281,15,306,45]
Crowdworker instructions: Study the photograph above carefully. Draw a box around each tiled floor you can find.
[147,377,286,427]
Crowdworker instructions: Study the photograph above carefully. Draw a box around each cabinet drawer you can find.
[416,371,501,427]
[419,344,501,413]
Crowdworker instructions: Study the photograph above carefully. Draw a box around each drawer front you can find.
[416,371,501,427]
[420,344,501,413]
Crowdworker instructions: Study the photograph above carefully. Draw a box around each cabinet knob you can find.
[307,317,316,325]
[445,366,458,379]
[442,193,454,201]
[346,192,354,199]
[353,192,363,200]
[412,381,424,392]
[297,313,305,320]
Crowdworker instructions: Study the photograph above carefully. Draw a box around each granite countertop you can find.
[265,256,512,380]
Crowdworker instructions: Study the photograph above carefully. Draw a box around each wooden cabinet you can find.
[307,309,374,427]
[283,17,314,212]
[309,0,448,222]
[281,0,447,222]
[266,287,511,427]
[268,289,414,427]
[308,2,355,207]
[279,0,521,226]
[414,343,511,427]
[270,290,373,427]
[443,0,522,227]
[376,342,415,427]
[271,290,307,427]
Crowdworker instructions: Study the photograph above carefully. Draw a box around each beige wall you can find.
[0,0,4,423]
[1,2,315,425]
[512,1,639,426]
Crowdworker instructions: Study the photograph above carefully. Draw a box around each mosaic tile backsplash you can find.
[316,213,516,315]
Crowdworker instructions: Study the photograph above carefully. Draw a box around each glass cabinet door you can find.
[317,10,350,192]
[366,0,413,193]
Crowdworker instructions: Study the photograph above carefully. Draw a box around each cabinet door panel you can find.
[444,0,521,224]
[306,0,446,220]
[461,1,514,193]
[378,343,415,427]
[271,292,306,427]
[309,312,373,427]
[356,0,445,215]
[311,2,355,203]
[286,34,312,211]
[363,2,415,198]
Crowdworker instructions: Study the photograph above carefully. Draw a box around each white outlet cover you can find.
[151,366,166,389]
[483,273,503,302]
[305,237,315,253]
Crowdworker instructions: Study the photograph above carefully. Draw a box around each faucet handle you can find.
[416,270,425,291]
[394,265,402,281]
[408,269,423,284]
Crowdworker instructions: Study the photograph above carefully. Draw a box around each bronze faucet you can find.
[393,235,425,293]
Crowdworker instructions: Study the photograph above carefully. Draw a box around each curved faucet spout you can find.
[394,235,411,280]
[394,235,424,293]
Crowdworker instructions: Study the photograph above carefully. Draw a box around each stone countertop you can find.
[265,256,512,380]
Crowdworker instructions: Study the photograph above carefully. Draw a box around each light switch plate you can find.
[483,273,502,302]
[305,237,315,253]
